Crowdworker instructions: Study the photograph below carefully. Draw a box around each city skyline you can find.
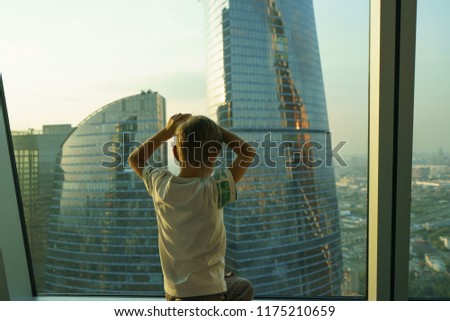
[1,1,449,154]
[2,0,369,155]
[9,0,346,297]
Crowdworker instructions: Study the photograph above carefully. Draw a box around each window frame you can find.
[0,0,418,300]
[0,75,36,300]
[367,0,416,301]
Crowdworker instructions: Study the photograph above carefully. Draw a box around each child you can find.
[128,113,256,300]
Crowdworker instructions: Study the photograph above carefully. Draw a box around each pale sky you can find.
[1,0,448,155]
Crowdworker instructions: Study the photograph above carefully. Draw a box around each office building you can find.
[44,91,166,294]
[12,124,73,292]
[203,0,342,296]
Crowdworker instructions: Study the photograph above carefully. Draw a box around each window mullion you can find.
[368,0,417,301]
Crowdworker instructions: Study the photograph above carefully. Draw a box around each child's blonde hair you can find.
[175,115,223,167]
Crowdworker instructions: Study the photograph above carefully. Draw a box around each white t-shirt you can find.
[142,165,237,297]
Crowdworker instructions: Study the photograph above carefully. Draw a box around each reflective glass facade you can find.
[204,0,342,296]
[44,91,166,294]
[12,125,74,292]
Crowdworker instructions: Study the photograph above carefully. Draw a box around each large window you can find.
[409,0,450,299]
[2,0,369,298]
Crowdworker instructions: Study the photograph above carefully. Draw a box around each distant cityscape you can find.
[409,149,450,297]
[335,150,450,297]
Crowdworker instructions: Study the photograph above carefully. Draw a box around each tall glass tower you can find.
[12,125,73,292]
[44,91,166,294]
[203,0,342,296]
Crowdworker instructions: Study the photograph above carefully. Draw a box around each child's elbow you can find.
[128,154,139,173]
[127,154,136,168]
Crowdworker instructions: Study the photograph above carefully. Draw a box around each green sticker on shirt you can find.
[214,171,231,208]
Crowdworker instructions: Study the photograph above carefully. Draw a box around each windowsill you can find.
[33,296,165,301]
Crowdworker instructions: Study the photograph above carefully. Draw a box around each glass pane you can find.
[1,0,368,297]
[409,0,450,299]
[315,0,369,297]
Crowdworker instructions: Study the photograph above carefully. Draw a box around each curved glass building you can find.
[203,0,342,296]
[44,91,166,294]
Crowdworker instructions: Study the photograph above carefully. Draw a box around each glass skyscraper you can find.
[12,124,73,292]
[203,0,342,296]
[44,91,166,294]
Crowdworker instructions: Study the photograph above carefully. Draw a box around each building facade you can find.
[12,124,74,292]
[203,0,342,296]
[44,91,166,294]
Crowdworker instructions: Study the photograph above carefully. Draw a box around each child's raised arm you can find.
[128,113,191,178]
[219,126,256,183]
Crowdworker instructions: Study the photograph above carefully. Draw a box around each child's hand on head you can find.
[166,113,191,136]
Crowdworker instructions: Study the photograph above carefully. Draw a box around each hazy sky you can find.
[1,0,448,155]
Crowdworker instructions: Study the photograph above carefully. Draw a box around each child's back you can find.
[142,166,236,298]
[129,114,256,300]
